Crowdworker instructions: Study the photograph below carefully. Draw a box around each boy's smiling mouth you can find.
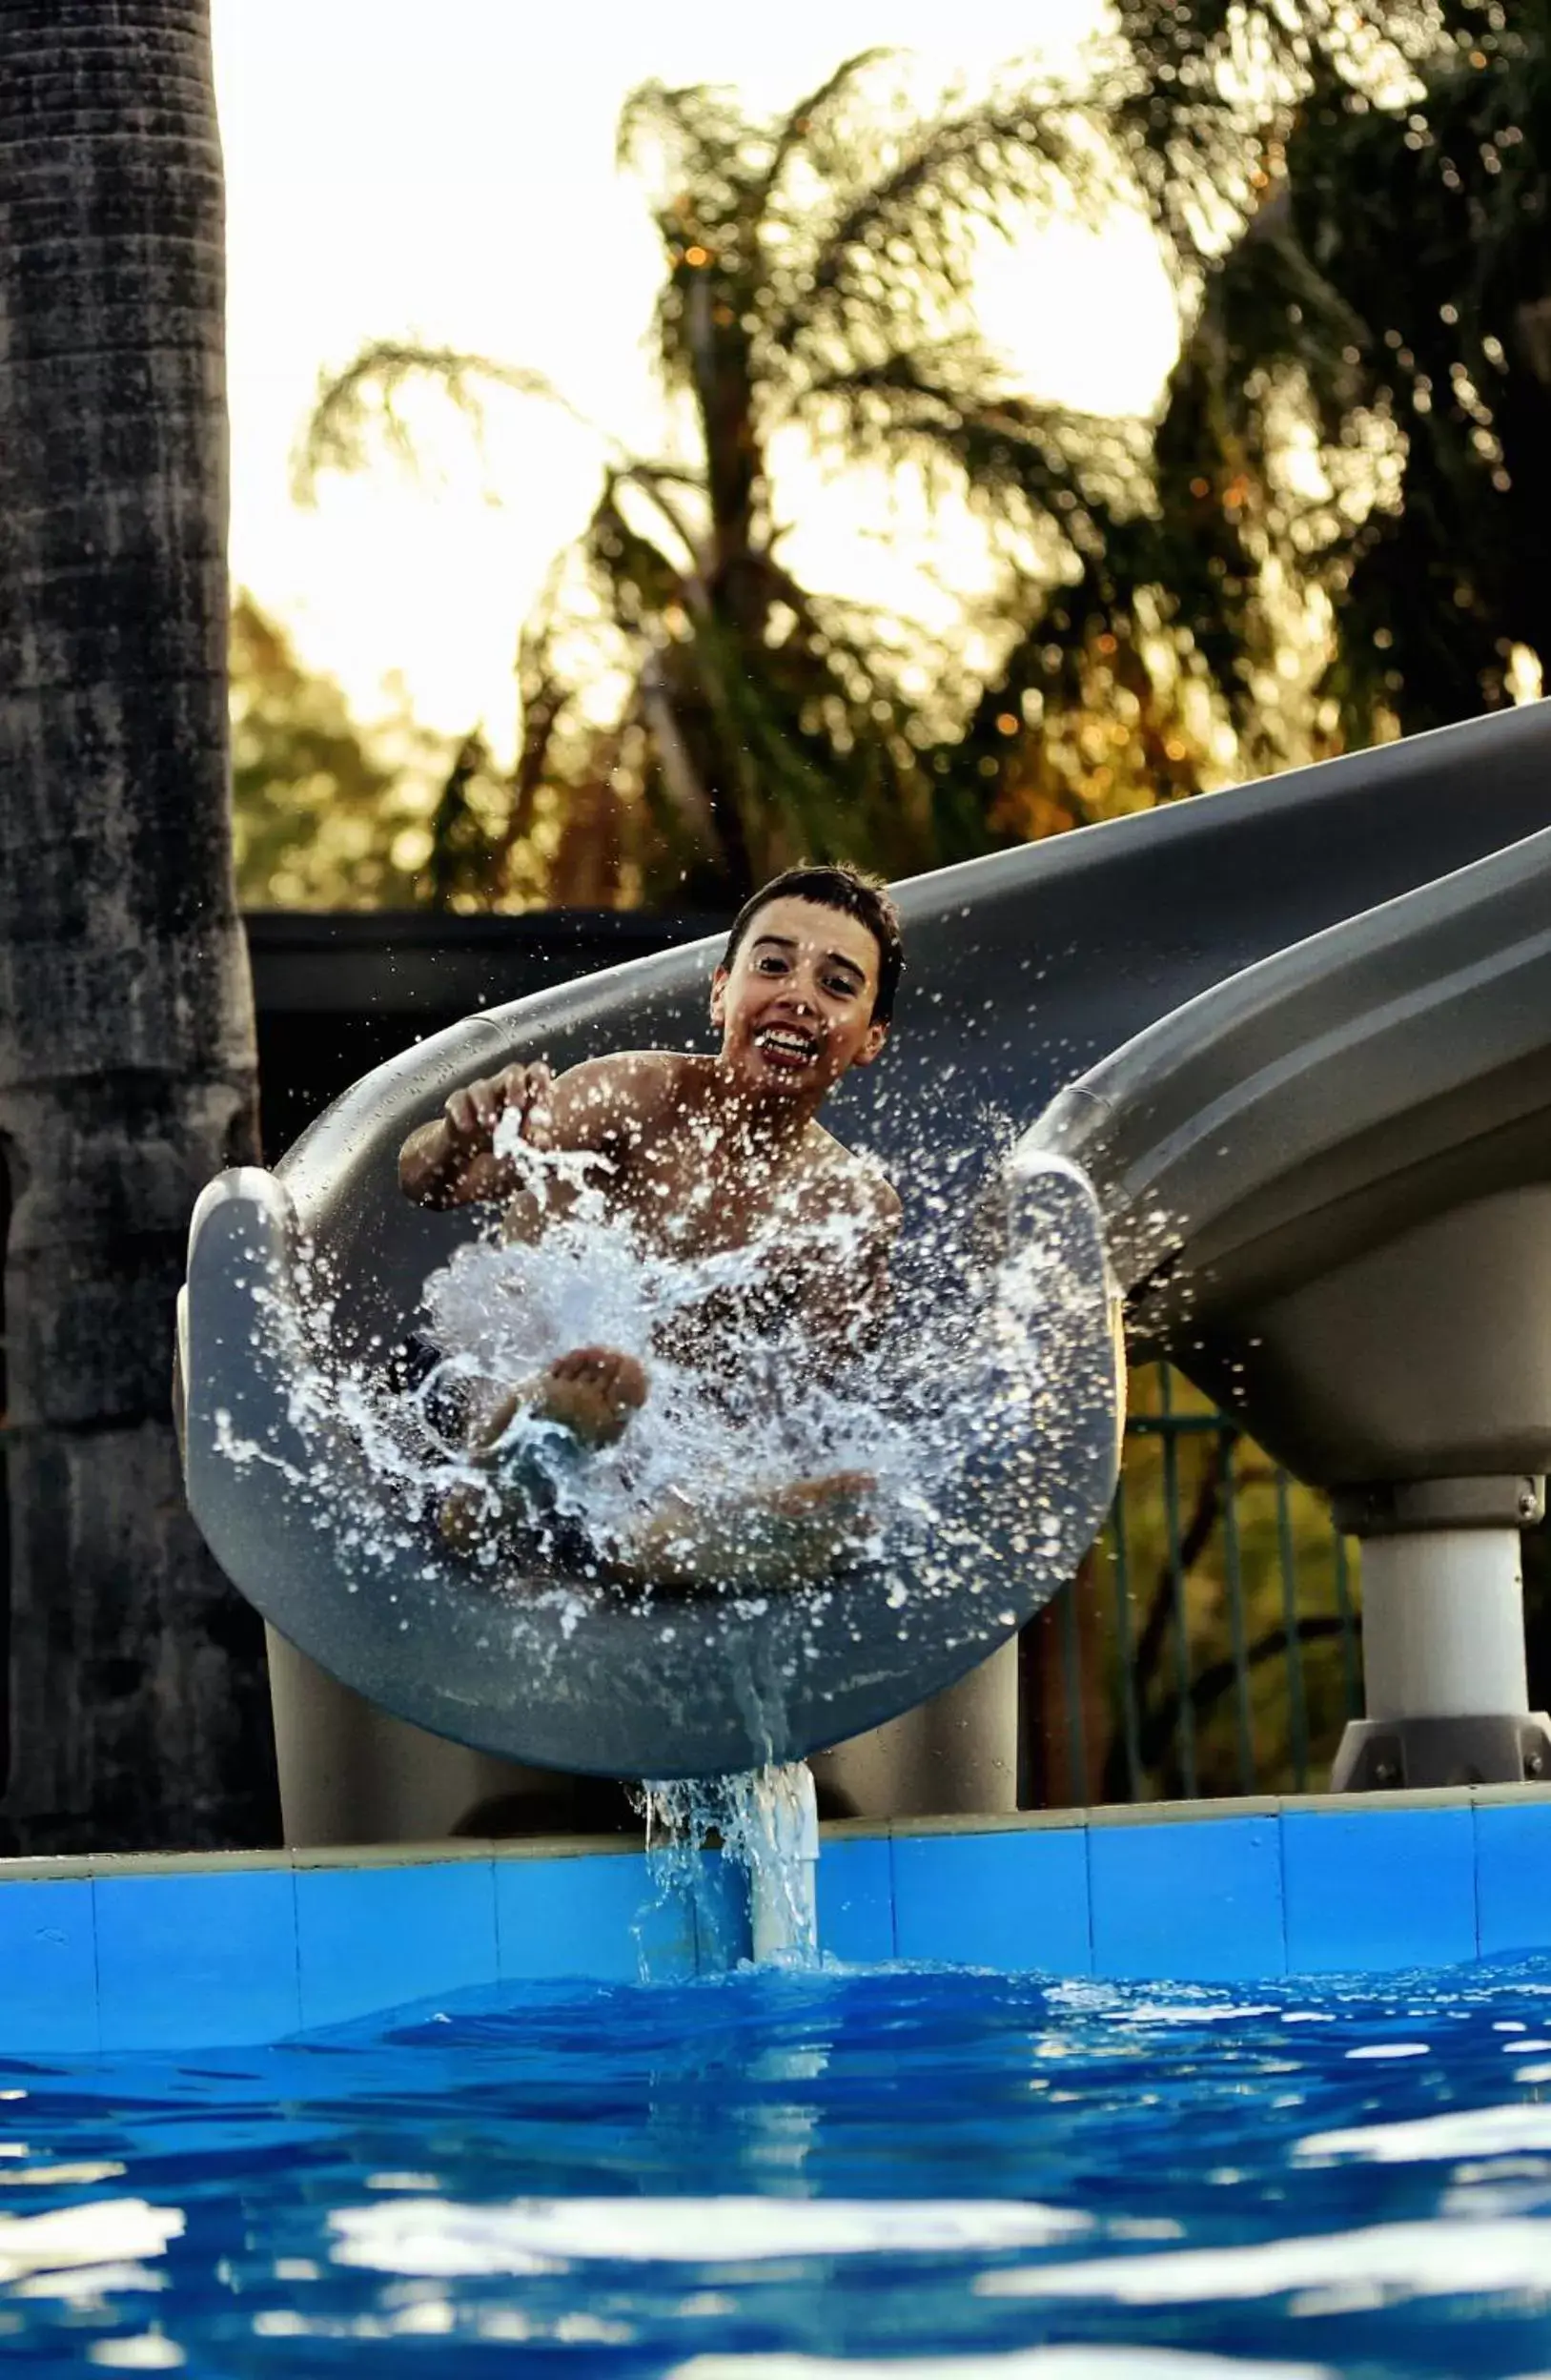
[753,1024,819,1069]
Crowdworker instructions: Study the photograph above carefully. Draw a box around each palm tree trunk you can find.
[0,1,278,1851]
[684,276,764,625]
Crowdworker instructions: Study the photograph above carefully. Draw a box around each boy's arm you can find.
[398,1053,674,1213]
[398,1063,550,1209]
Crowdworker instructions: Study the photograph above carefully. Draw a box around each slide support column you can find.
[1331,1475,1551,1790]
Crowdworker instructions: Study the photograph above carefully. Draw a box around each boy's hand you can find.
[442,1062,555,1161]
[399,1059,562,1208]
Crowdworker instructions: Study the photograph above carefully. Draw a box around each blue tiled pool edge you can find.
[4,1786,1550,2054]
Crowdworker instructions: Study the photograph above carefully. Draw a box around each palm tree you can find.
[302,17,1436,901]
[1141,3,1551,750]
[299,52,1206,904]
[0,3,277,1851]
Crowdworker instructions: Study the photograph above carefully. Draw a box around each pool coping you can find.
[3,1786,1550,2053]
[12,1777,1546,1878]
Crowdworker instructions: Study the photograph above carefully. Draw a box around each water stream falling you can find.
[638,1763,821,1969]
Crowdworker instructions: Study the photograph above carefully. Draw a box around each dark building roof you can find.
[245,909,726,1160]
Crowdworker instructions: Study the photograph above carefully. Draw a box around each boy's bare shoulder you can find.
[807,1125,902,1232]
[551,1049,697,1139]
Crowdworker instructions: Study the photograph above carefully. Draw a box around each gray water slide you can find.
[181,703,1551,1823]
[1027,708,1551,1786]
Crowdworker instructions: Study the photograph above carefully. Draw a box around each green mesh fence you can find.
[1023,1366,1364,1808]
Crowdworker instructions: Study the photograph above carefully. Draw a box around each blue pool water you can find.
[5,1962,1551,2375]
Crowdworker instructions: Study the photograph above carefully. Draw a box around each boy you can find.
[398,863,905,1578]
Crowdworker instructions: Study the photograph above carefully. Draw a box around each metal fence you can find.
[1022,1366,1365,1809]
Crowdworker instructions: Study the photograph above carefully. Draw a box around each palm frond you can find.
[616,75,749,186]
[750,48,896,213]
[585,474,692,626]
[807,349,1153,559]
[295,341,590,499]
[764,80,1115,368]
[1149,18,1551,748]
[1100,0,1451,267]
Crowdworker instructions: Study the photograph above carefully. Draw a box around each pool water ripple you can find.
[3,1962,1551,2372]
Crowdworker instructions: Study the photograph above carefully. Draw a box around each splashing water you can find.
[224,1116,1113,1788]
[637,1765,821,1970]
[270,1123,1067,1602]
[409,1125,924,1585]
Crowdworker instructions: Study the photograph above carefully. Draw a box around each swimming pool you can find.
[6,1958,1551,2374]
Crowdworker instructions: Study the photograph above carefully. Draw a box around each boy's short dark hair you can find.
[721,862,905,1024]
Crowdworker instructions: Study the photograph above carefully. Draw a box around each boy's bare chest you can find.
[611,1123,832,1262]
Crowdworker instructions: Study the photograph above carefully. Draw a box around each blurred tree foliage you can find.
[1152,0,1550,746]
[275,8,1530,910]
[296,16,1438,909]
[231,593,541,910]
[231,594,413,907]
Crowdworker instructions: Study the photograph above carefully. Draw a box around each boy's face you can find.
[710,895,888,1099]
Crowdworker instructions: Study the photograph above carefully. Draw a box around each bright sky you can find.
[212,0,1181,763]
